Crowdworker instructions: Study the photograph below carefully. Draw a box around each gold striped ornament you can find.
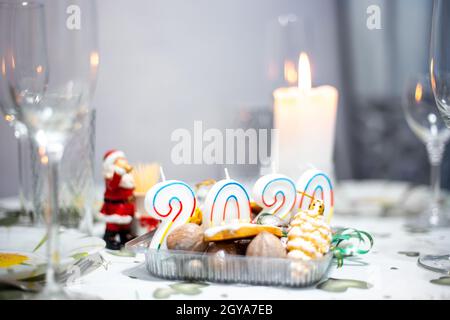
[286,199,332,261]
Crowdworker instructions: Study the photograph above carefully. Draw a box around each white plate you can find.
[0,197,21,212]
[0,226,105,281]
[335,180,411,216]
[334,180,450,217]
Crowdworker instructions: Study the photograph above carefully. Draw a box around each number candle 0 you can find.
[144,167,196,249]
[202,169,251,227]
[252,174,297,221]
[296,169,334,223]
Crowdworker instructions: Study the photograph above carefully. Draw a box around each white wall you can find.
[0,0,340,197]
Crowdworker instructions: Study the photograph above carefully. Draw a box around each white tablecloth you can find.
[66,216,450,300]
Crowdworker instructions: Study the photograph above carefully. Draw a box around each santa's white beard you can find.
[104,165,135,189]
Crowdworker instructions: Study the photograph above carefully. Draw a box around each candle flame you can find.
[90,51,99,68]
[415,83,423,103]
[298,52,311,91]
[41,155,49,165]
[38,146,48,164]
[1,57,5,76]
[284,60,297,85]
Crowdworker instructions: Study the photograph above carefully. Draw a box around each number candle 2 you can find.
[296,169,334,223]
[252,173,297,221]
[144,167,197,249]
[202,168,251,227]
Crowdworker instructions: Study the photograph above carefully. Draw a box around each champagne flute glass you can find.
[2,115,34,223]
[402,74,450,228]
[431,1,450,127]
[0,1,98,298]
[418,0,450,274]
[0,1,34,225]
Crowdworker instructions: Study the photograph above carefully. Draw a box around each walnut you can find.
[206,241,239,255]
[166,223,207,252]
[245,231,287,258]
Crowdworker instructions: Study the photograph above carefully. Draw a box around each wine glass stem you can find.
[430,162,441,213]
[44,152,63,293]
[426,141,444,216]
[14,125,28,216]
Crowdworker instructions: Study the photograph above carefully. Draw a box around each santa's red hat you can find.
[103,149,126,170]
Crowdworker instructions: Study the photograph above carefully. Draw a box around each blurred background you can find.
[0,0,447,198]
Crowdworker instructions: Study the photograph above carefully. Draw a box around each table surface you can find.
[2,181,450,300]
[65,216,450,300]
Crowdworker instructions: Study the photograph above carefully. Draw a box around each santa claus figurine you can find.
[100,150,136,250]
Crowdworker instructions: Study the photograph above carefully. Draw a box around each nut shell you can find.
[206,241,239,255]
[207,243,237,271]
[166,223,207,252]
[183,259,204,275]
[246,231,287,258]
[235,239,252,255]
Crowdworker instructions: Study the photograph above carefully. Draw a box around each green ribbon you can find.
[331,228,374,268]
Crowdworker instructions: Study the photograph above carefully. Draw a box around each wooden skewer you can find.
[132,163,160,193]
[195,179,216,189]
[296,190,315,200]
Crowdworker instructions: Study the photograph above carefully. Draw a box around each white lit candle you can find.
[273,52,338,178]
[144,167,197,249]
[202,168,252,227]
